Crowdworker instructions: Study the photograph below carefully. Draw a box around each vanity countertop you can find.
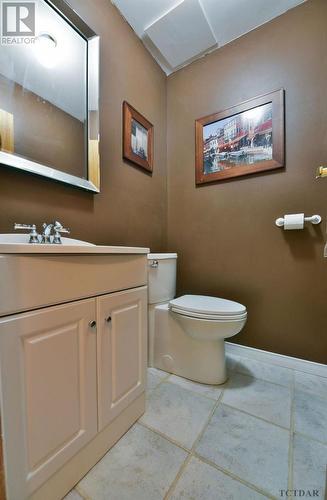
[0,235,149,254]
[0,244,150,254]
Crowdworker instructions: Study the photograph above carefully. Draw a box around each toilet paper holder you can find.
[275,214,322,227]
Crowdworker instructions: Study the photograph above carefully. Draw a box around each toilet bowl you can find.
[148,253,247,384]
[170,294,247,340]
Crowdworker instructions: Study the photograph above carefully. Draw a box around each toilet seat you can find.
[169,295,247,320]
[170,309,248,321]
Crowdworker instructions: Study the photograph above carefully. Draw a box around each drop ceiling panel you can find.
[112,0,180,37]
[201,0,307,46]
[111,0,308,74]
[145,0,216,69]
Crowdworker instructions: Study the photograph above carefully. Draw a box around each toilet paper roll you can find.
[283,213,304,230]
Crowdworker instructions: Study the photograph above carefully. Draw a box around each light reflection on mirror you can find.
[0,0,88,179]
[34,33,58,68]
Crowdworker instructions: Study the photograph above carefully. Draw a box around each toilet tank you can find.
[147,253,177,304]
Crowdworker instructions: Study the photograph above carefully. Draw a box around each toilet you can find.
[148,253,247,384]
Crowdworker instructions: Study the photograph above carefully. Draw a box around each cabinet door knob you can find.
[89,320,97,328]
[106,316,111,323]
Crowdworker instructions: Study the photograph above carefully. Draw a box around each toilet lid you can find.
[169,295,246,317]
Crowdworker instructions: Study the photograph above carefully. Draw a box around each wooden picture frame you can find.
[123,101,153,172]
[195,89,284,184]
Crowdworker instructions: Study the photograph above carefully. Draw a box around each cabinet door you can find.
[0,299,97,499]
[97,286,147,430]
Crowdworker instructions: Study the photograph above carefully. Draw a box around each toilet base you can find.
[149,304,228,385]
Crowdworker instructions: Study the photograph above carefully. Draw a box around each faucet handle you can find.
[40,223,54,244]
[14,223,39,244]
[54,221,70,233]
[42,222,53,231]
[14,223,36,231]
[55,227,70,234]
[53,221,70,244]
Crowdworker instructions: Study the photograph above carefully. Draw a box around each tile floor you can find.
[65,354,327,500]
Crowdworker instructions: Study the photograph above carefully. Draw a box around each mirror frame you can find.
[0,0,100,193]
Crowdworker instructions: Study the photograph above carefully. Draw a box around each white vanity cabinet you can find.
[97,287,147,431]
[0,299,98,497]
[0,249,148,500]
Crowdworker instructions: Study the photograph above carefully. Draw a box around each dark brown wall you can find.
[0,76,85,177]
[0,0,167,250]
[0,0,326,363]
[167,0,327,363]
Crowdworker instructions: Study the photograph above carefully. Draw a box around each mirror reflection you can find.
[0,0,99,189]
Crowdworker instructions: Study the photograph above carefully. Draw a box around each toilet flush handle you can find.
[150,260,159,268]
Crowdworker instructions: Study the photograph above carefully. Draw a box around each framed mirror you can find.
[0,0,100,192]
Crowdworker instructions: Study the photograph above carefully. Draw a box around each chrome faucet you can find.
[14,223,39,244]
[53,221,70,244]
[14,221,70,244]
[41,223,53,244]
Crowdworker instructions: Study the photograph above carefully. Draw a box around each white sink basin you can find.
[0,234,95,245]
[0,234,149,254]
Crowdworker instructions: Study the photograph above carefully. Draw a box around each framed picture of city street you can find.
[195,89,284,184]
[123,101,153,172]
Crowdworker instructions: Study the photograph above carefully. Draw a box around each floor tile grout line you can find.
[137,420,192,454]
[230,356,327,384]
[149,370,327,445]
[147,371,293,438]
[150,364,307,401]
[164,389,224,499]
[144,374,302,498]
[68,362,326,500]
[221,402,291,431]
[293,385,327,402]
[139,376,227,454]
[188,383,281,499]
[125,366,327,499]
[75,412,275,500]
[233,357,293,372]
[73,419,327,500]
[227,352,327,379]
[151,368,327,406]
[293,430,327,447]
[190,390,224,452]
[139,378,226,454]
[147,365,240,401]
[155,364,327,398]
[233,365,294,389]
[72,361,323,500]
[287,370,295,493]
[163,453,192,499]
[192,452,277,499]
[292,369,327,379]
[162,378,224,402]
[73,374,189,500]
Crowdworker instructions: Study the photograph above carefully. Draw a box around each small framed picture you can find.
[195,89,284,184]
[123,101,153,172]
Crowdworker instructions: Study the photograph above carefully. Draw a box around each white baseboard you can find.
[226,342,327,378]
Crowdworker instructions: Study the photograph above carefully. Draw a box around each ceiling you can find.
[112,0,307,75]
